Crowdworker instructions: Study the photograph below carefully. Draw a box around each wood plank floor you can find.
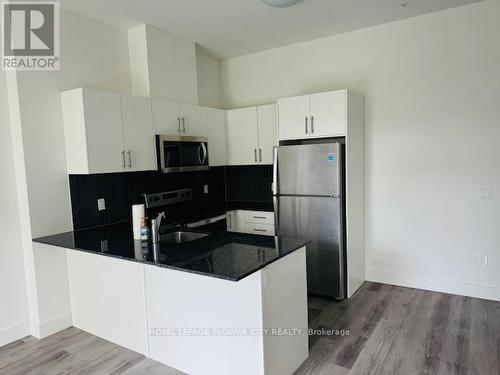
[1,282,499,375]
[297,282,500,375]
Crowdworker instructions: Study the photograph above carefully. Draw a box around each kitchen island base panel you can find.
[145,247,308,375]
[66,250,149,355]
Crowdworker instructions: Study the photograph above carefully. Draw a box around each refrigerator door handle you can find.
[273,196,280,235]
[272,146,278,195]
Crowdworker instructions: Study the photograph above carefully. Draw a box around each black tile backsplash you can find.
[225,165,273,204]
[69,165,273,231]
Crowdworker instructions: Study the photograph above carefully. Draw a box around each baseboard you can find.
[366,269,500,302]
[31,312,73,339]
[0,321,30,347]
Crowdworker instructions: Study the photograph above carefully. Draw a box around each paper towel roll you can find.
[132,204,145,240]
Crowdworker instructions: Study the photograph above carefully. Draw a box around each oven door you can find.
[157,136,209,173]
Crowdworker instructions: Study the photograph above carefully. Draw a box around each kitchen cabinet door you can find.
[201,107,227,166]
[257,104,278,164]
[81,89,125,174]
[277,94,310,141]
[152,99,181,135]
[310,90,347,138]
[121,95,157,172]
[227,107,259,165]
[178,103,202,136]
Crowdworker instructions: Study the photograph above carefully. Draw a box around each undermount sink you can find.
[160,231,209,244]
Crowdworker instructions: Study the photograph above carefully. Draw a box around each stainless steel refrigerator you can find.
[273,142,345,299]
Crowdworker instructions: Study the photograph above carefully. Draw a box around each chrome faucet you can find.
[151,212,166,244]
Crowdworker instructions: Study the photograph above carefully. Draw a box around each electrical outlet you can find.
[203,185,209,194]
[100,240,108,252]
[480,254,488,266]
[97,198,106,211]
[477,187,493,200]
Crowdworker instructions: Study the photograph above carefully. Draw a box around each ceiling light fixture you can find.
[262,0,302,8]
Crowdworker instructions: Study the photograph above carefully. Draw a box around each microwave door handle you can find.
[198,144,203,164]
[201,143,208,164]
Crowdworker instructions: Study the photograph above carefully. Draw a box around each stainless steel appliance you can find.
[273,142,345,299]
[142,188,226,229]
[156,135,209,173]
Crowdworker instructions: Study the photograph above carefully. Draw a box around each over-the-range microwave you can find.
[156,135,209,173]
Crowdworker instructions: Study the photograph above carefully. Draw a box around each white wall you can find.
[220,0,500,300]
[16,9,131,238]
[128,24,199,104]
[197,48,222,108]
[6,9,132,339]
[0,71,30,346]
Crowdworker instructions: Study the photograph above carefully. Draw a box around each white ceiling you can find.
[60,0,483,58]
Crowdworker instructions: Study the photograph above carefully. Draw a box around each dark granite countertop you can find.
[33,221,308,282]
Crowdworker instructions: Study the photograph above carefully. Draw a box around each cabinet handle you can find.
[253,216,267,219]
[259,148,262,162]
[305,117,308,134]
[121,150,126,168]
[311,116,314,134]
[127,150,132,168]
[253,228,268,233]
[254,148,257,163]
[182,117,186,133]
[177,117,181,132]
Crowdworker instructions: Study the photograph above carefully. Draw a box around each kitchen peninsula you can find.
[33,223,309,375]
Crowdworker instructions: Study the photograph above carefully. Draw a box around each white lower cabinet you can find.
[144,248,308,375]
[62,244,308,375]
[227,210,275,236]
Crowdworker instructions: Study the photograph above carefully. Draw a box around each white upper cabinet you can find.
[178,103,202,136]
[121,95,157,172]
[201,107,227,166]
[277,94,310,141]
[278,89,348,140]
[227,107,259,165]
[152,99,180,134]
[62,88,125,174]
[62,88,157,174]
[227,104,278,166]
[257,104,278,164]
[310,90,346,138]
[152,99,202,136]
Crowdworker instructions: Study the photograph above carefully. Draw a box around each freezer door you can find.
[275,195,344,299]
[277,143,341,196]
